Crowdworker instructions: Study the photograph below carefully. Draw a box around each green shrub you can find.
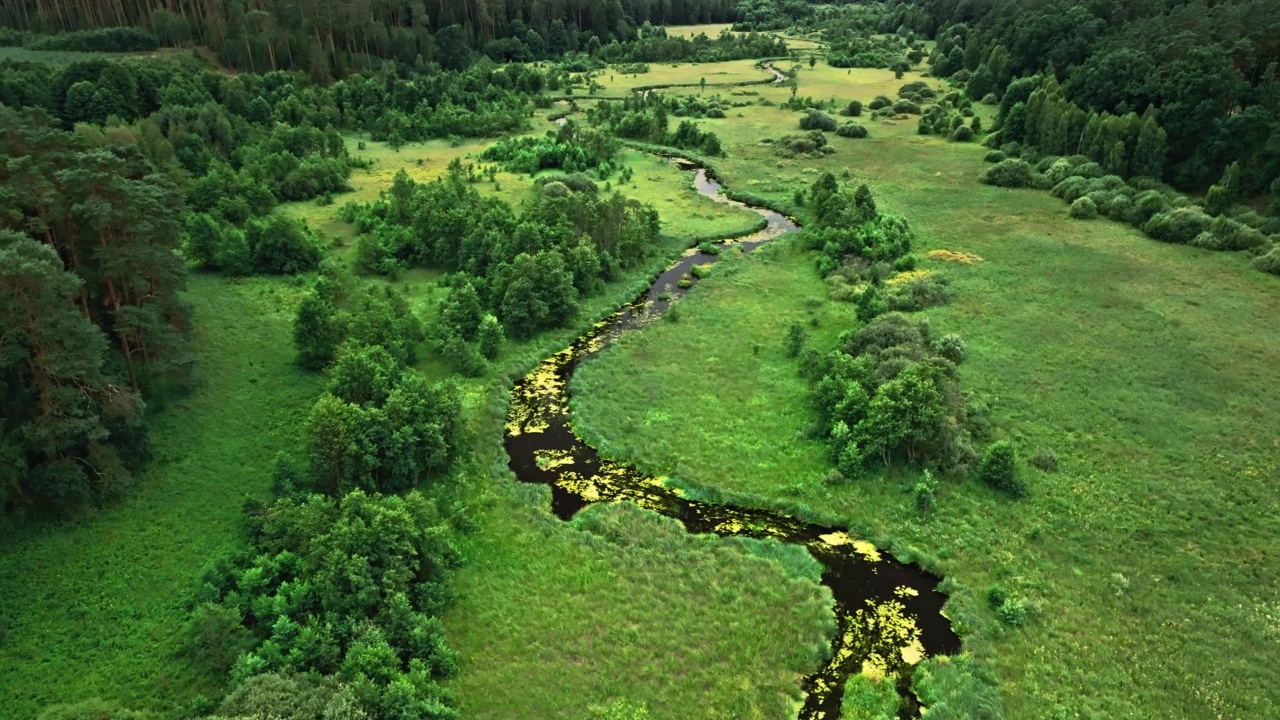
[1252,245,1280,275]
[799,110,837,131]
[1189,216,1269,251]
[934,333,966,364]
[836,121,869,138]
[868,95,893,110]
[1085,190,1116,212]
[983,150,1006,163]
[1145,208,1212,244]
[1029,448,1059,472]
[1105,195,1133,222]
[1071,195,1100,219]
[996,596,1029,626]
[784,321,807,357]
[951,125,975,142]
[1131,190,1171,225]
[978,440,1024,497]
[893,98,923,114]
[979,159,1036,188]
[1051,176,1089,203]
[840,100,864,117]
[1071,161,1104,179]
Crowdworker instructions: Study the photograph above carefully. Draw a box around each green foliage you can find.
[481,121,619,175]
[799,110,837,131]
[979,159,1036,188]
[293,275,425,370]
[306,349,460,495]
[836,121,869,138]
[0,111,189,513]
[245,214,324,275]
[810,313,975,477]
[348,163,659,344]
[1144,208,1212,244]
[840,100,864,117]
[1069,196,1098,220]
[804,176,913,275]
[978,440,1023,497]
[784,321,807,357]
[198,490,460,720]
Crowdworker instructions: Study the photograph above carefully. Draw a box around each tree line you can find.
[895,0,1280,194]
[0,109,189,513]
[1,0,750,73]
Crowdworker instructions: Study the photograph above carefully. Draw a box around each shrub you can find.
[996,595,1029,626]
[892,99,922,114]
[840,100,864,117]
[933,333,965,364]
[1190,217,1269,251]
[983,150,1006,163]
[799,110,837,131]
[776,131,829,156]
[951,125,974,142]
[836,122,869,138]
[1071,196,1099,220]
[1145,208,1212,244]
[1086,190,1117,213]
[784,321,807,357]
[1252,245,1280,275]
[1051,176,1089,203]
[1029,448,1059,472]
[978,440,1024,497]
[1072,161,1104,179]
[981,92,998,105]
[885,275,952,311]
[868,95,893,110]
[1106,195,1133,222]
[1132,190,1171,225]
[979,159,1035,188]
[898,81,936,100]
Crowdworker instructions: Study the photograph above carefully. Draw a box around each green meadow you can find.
[0,275,322,717]
[570,64,1280,718]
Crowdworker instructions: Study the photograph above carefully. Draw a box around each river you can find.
[503,159,960,718]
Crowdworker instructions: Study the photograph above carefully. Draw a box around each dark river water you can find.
[503,159,960,718]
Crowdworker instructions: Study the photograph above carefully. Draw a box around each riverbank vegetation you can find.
[3,3,1279,720]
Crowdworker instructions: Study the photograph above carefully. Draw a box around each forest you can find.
[2,1,1279,720]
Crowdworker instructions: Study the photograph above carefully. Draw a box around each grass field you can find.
[0,275,322,718]
[445,498,834,720]
[568,65,1280,718]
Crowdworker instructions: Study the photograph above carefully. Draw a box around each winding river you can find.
[503,161,961,718]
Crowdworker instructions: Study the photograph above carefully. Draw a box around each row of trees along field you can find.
[0,0,754,72]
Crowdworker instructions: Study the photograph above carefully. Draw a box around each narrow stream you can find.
[504,161,960,718]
